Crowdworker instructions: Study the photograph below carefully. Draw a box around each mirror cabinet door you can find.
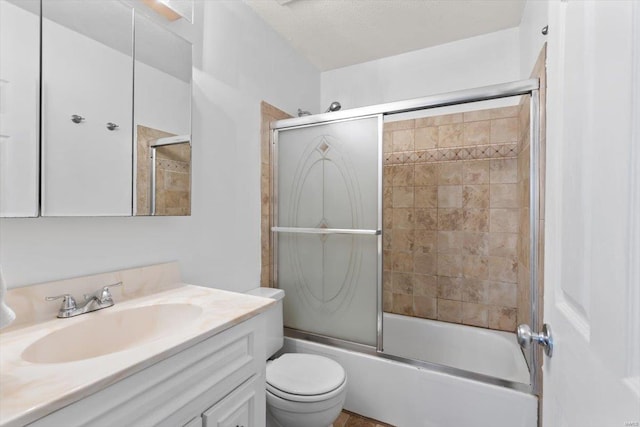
[41,0,134,216]
[134,13,192,216]
[0,0,40,217]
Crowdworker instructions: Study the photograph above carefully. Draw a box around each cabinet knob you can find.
[71,114,85,124]
[106,122,119,131]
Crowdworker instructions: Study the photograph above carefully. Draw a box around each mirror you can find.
[37,0,192,217]
[0,0,40,217]
[41,0,134,216]
[133,12,192,216]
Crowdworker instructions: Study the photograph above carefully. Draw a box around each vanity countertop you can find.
[0,284,275,427]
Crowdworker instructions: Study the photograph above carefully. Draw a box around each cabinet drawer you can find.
[202,376,265,427]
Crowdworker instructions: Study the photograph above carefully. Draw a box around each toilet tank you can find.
[245,287,284,359]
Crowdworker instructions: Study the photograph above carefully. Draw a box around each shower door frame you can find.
[270,78,541,395]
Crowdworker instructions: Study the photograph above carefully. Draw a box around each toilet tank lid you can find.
[245,287,284,301]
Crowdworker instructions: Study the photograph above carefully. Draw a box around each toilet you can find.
[246,288,347,427]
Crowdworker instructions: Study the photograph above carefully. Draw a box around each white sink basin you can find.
[22,304,203,364]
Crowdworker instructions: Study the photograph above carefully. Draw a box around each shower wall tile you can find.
[413,296,437,319]
[437,299,463,323]
[462,302,489,327]
[383,104,525,332]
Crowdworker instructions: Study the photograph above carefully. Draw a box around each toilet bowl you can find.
[245,288,348,427]
[266,353,347,427]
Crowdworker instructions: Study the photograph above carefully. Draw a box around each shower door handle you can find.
[517,323,553,357]
[272,227,381,235]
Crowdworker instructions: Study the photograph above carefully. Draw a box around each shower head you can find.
[325,101,341,113]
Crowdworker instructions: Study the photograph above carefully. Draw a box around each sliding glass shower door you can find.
[273,116,382,346]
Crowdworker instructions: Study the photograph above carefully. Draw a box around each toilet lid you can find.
[266,354,346,397]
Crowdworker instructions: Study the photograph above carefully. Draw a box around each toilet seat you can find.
[266,354,346,403]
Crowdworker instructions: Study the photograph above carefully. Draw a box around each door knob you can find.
[517,323,553,357]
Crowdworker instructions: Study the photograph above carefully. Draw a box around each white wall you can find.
[518,0,548,78]
[320,28,520,110]
[0,0,320,289]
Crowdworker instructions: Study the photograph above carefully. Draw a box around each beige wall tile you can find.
[463,160,490,184]
[416,113,463,127]
[490,183,518,208]
[490,106,519,119]
[437,231,463,254]
[490,208,519,232]
[463,185,490,208]
[487,281,517,308]
[437,299,463,323]
[383,166,394,188]
[490,117,518,143]
[392,293,414,316]
[438,276,463,300]
[438,185,463,208]
[414,274,438,297]
[415,208,438,230]
[383,207,393,229]
[391,229,414,252]
[392,272,413,294]
[383,250,393,271]
[488,256,518,283]
[415,230,437,254]
[383,291,393,312]
[437,208,463,231]
[392,251,414,272]
[462,279,488,303]
[488,307,517,331]
[489,232,518,257]
[490,158,518,183]
[415,126,438,150]
[437,254,462,277]
[393,129,415,152]
[463,121,490,146]
[393,186,414,207]
[414,253,437,275]
[386,119,415,131]
[414,296,438,319]
[383,131,393,153]
[462,302,489,327]
[462,255,489,280]
[462,232,489,256]
[437,162,463,185]
[393,208,414,229]
[392,164,414,186]
[438,123,464,148]
[463,209,489,232]
[414,163,437,186]
[463,109,491,122]
[383,271,392,291]
[414,186,438,208]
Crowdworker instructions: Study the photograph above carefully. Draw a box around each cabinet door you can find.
[202,376,265,427]
[41,0,133,216]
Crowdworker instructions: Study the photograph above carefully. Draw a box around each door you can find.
[544,1,640,425]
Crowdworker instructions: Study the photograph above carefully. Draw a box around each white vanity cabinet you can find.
[27,314,267,427]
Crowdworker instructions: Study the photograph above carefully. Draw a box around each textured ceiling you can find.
[244,0,526,71]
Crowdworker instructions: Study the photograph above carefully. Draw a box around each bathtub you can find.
[382,313,530,384]
[283,314,537,427]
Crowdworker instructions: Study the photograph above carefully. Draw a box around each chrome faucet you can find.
[46,282,122,318]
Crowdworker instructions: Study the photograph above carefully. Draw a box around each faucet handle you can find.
[45,294,77,311]
[85,281,122,304]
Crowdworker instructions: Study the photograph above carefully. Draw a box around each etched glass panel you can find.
[276,117,379,345]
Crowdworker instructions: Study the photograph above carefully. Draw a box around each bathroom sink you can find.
[21,304,203,364]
